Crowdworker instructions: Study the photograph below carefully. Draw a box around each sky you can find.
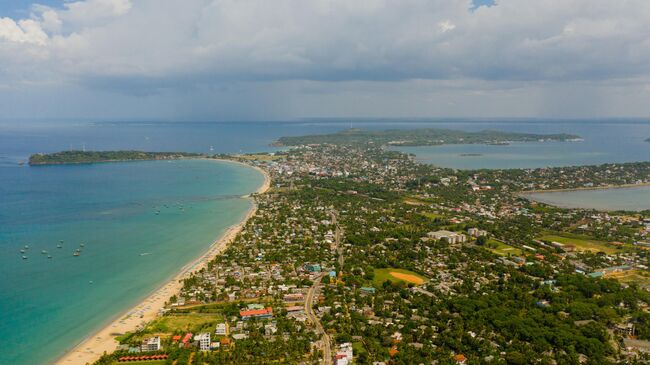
[1,0,649,121]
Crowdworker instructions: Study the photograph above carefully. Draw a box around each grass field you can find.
[612,269,650,286]
[538,234,618,254]
[486,239,523,257]
[373,268,427,286]
[421,212,443,219]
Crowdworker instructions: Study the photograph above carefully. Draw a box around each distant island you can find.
[273,128,581,147]
[29,150,203,165]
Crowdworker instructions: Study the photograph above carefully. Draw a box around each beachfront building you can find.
[141,336,161,352]
[195,332,211,351]
[240,307,273,320]
[426,230,467,244]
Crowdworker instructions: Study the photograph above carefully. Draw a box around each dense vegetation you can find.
[29,150,203,165]
[274,127,581,147]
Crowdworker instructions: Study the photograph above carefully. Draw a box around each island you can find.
[273,127,581,147]
[28,150,203,166]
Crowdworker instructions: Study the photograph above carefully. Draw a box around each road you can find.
[305,274,332,365]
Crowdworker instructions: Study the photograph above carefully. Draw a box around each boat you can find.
[57,244,62,248]
[73,252,80,257]
[24,245,29,249]
[80,243,85,247]
[20,249,25,253]
[22,256,27,260]
[47,255,52,259]
[41,250,47,254]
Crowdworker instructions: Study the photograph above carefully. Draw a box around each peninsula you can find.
[28,150,203,166]
[273,127,581,147]
[82,132,650,365]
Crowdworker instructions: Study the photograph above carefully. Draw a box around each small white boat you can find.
[22,256,27,260]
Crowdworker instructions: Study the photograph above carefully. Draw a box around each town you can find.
[94,136,650,365]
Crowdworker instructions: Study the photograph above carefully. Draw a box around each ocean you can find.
[0,119,649,364]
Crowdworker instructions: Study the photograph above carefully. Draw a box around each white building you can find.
[141,336,161,352]
[336,342,354,365]
[195,332,211,351]
[467,228,488,238]
[215,323,229,336]
[427,230,467,244]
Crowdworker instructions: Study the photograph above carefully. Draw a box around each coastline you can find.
[52,159,270,365]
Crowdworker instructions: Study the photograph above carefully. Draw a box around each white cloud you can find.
[1,0,650,119]
[0,17,48,45]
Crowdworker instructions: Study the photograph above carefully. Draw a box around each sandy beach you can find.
[53,160,270,365]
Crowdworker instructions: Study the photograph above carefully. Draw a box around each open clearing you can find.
[538,234,619,254]
[486,239,523,257]
[374,268,427,286]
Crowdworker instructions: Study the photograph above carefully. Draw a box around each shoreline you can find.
[52,159,270,365]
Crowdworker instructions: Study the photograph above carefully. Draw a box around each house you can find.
[426,230,467,244]
[360,287,376,295]
[215,323,229,336]
[336,342,353,365]
[454,354,467,364]
[195,332,211,351]
[283,293,304,302]
[141,336,161,352]
[240,307,273,320]
[181,333,193,348]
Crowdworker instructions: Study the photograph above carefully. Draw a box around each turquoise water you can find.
[523,186,650,212]
[0,159,263,365]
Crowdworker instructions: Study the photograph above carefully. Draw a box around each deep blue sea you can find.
[0,119,649,364]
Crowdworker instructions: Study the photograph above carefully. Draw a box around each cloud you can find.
[1,0,650,119]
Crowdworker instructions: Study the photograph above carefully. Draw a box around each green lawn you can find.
[485,239,523,257]
[421,212,443,219]
[538,234,618,254]
[373,268,427,286]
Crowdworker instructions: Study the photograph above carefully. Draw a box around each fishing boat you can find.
[57,244,62,248]
[22,256,27,260]
[41,250,48,254]
[73,250,81,257]
[47,255,52,259]
[20,249,25,253]
[80,243,85,247]
[24,245,29,249]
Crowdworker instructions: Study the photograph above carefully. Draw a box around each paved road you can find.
[305,274,332,365]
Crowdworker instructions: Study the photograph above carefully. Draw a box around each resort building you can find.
[426,230,467,244]
[141,336,161,352]
[195,332,211,351]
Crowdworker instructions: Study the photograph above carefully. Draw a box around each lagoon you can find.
[523,186,650,212]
